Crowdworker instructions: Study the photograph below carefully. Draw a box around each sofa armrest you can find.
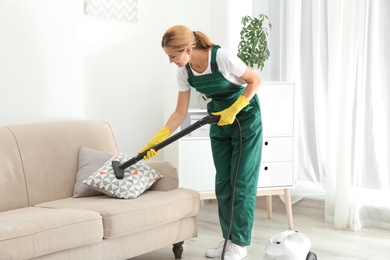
[146,161,179,191]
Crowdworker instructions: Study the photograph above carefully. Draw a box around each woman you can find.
[139,25,263,260]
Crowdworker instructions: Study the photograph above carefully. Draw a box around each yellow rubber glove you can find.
[212,95,250,126]
[138,126,171,160]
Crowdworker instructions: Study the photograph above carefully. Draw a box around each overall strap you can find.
[210,45,221,72]
[185,63,193,76]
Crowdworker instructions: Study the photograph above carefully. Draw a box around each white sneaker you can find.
[205,239,232,258]
[223,243,247,260]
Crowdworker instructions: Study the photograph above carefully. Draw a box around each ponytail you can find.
[162,25,214,51]
[193,30,214,50]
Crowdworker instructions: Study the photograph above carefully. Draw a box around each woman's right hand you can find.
[138,126,171,160]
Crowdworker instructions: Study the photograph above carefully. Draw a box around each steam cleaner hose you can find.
[221,118,242,260]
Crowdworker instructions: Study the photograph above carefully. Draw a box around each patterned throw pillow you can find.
[83,153,163,199]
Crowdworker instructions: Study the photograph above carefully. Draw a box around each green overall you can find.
[185,45,263,246]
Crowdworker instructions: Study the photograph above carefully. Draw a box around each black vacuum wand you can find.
[112,114,220,179]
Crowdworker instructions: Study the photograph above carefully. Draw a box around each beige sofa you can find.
[0,120,200,260]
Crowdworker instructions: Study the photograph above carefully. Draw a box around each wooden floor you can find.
[131,197,390,260]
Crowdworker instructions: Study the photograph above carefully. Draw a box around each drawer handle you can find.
[264,166,268,171]
[264,141,269,146]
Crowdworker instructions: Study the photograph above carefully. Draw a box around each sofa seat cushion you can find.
[0,207,103,260]
[36,188,200,239]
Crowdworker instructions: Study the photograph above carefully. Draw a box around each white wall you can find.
[0,1,84,122]
[0,0,251,157]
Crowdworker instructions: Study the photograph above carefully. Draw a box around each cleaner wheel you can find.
[306,251,317,260]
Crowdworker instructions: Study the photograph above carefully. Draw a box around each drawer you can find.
[258,162,293,188]
[261,137,293,162]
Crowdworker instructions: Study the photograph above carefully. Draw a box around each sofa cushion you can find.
[146,161,179,191]
[74,146,113,198]
[35,188,200,239]
[0,207,103,260]
[83,153,163,199]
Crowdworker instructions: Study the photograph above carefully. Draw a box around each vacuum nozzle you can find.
[112,161,124,179]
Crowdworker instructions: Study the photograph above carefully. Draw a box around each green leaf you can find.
[236,13,271,70]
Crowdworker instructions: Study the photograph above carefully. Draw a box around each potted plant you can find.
[237,14,272,71]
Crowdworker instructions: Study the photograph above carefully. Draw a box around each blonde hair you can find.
[161,25,214,51]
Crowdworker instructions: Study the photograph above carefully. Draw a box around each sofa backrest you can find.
[0,127,29,212]
[1,120,118,209]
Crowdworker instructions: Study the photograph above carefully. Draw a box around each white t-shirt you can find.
[176,47,248,92]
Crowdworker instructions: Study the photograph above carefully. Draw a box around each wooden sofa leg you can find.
[172,241,184,259]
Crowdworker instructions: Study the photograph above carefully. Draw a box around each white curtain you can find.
[256,0,390,231]
[324,0,390,231]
